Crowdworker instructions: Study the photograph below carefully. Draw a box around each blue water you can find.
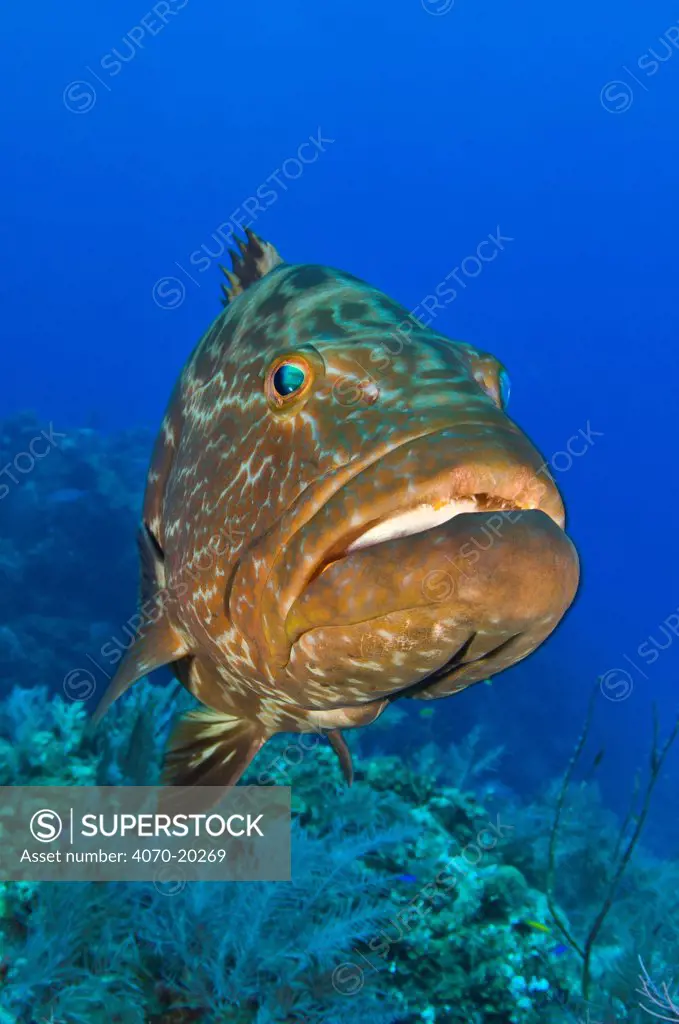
[1,0,679,1018]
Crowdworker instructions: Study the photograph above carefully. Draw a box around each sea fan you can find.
[0,815,413,1022]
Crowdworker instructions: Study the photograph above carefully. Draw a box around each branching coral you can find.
[546,689,679,1004]
[637,958,679,1022]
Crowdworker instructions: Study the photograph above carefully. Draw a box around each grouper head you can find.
[94,231,579,791]
[167,246,578,711]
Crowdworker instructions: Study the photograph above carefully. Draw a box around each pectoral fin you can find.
[92,615,188,724]
[92,521,188,724]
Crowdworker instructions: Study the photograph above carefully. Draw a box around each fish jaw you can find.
[283,507,578,705]
[246,423,579,709]
[251,423,567,667]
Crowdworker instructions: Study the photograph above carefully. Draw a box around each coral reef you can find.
[0,684,675,1023]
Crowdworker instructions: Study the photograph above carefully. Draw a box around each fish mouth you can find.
[229,422,577,707]
[297,418,566,591]
[273,426,578,706]
[286,468,571,637]
[308,490,550,585]
[281,422,569,626]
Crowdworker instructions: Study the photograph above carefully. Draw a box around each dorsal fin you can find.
[219,228,284,306]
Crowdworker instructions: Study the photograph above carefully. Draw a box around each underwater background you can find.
[1,0,679,1020]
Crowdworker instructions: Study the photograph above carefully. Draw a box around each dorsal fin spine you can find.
[219,230,284,306]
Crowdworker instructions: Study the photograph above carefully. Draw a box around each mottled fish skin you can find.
[94,230,579,794]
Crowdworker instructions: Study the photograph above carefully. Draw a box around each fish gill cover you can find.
[1,0,679,1021]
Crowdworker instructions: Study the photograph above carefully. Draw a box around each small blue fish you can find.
[397,873,418,884]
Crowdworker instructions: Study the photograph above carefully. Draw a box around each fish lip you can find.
[304,453,566,588]
[288,505,572,635]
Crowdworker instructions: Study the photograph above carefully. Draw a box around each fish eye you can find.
[274,363,306,396]
[499,369,511,409]
[265,355,314,409]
